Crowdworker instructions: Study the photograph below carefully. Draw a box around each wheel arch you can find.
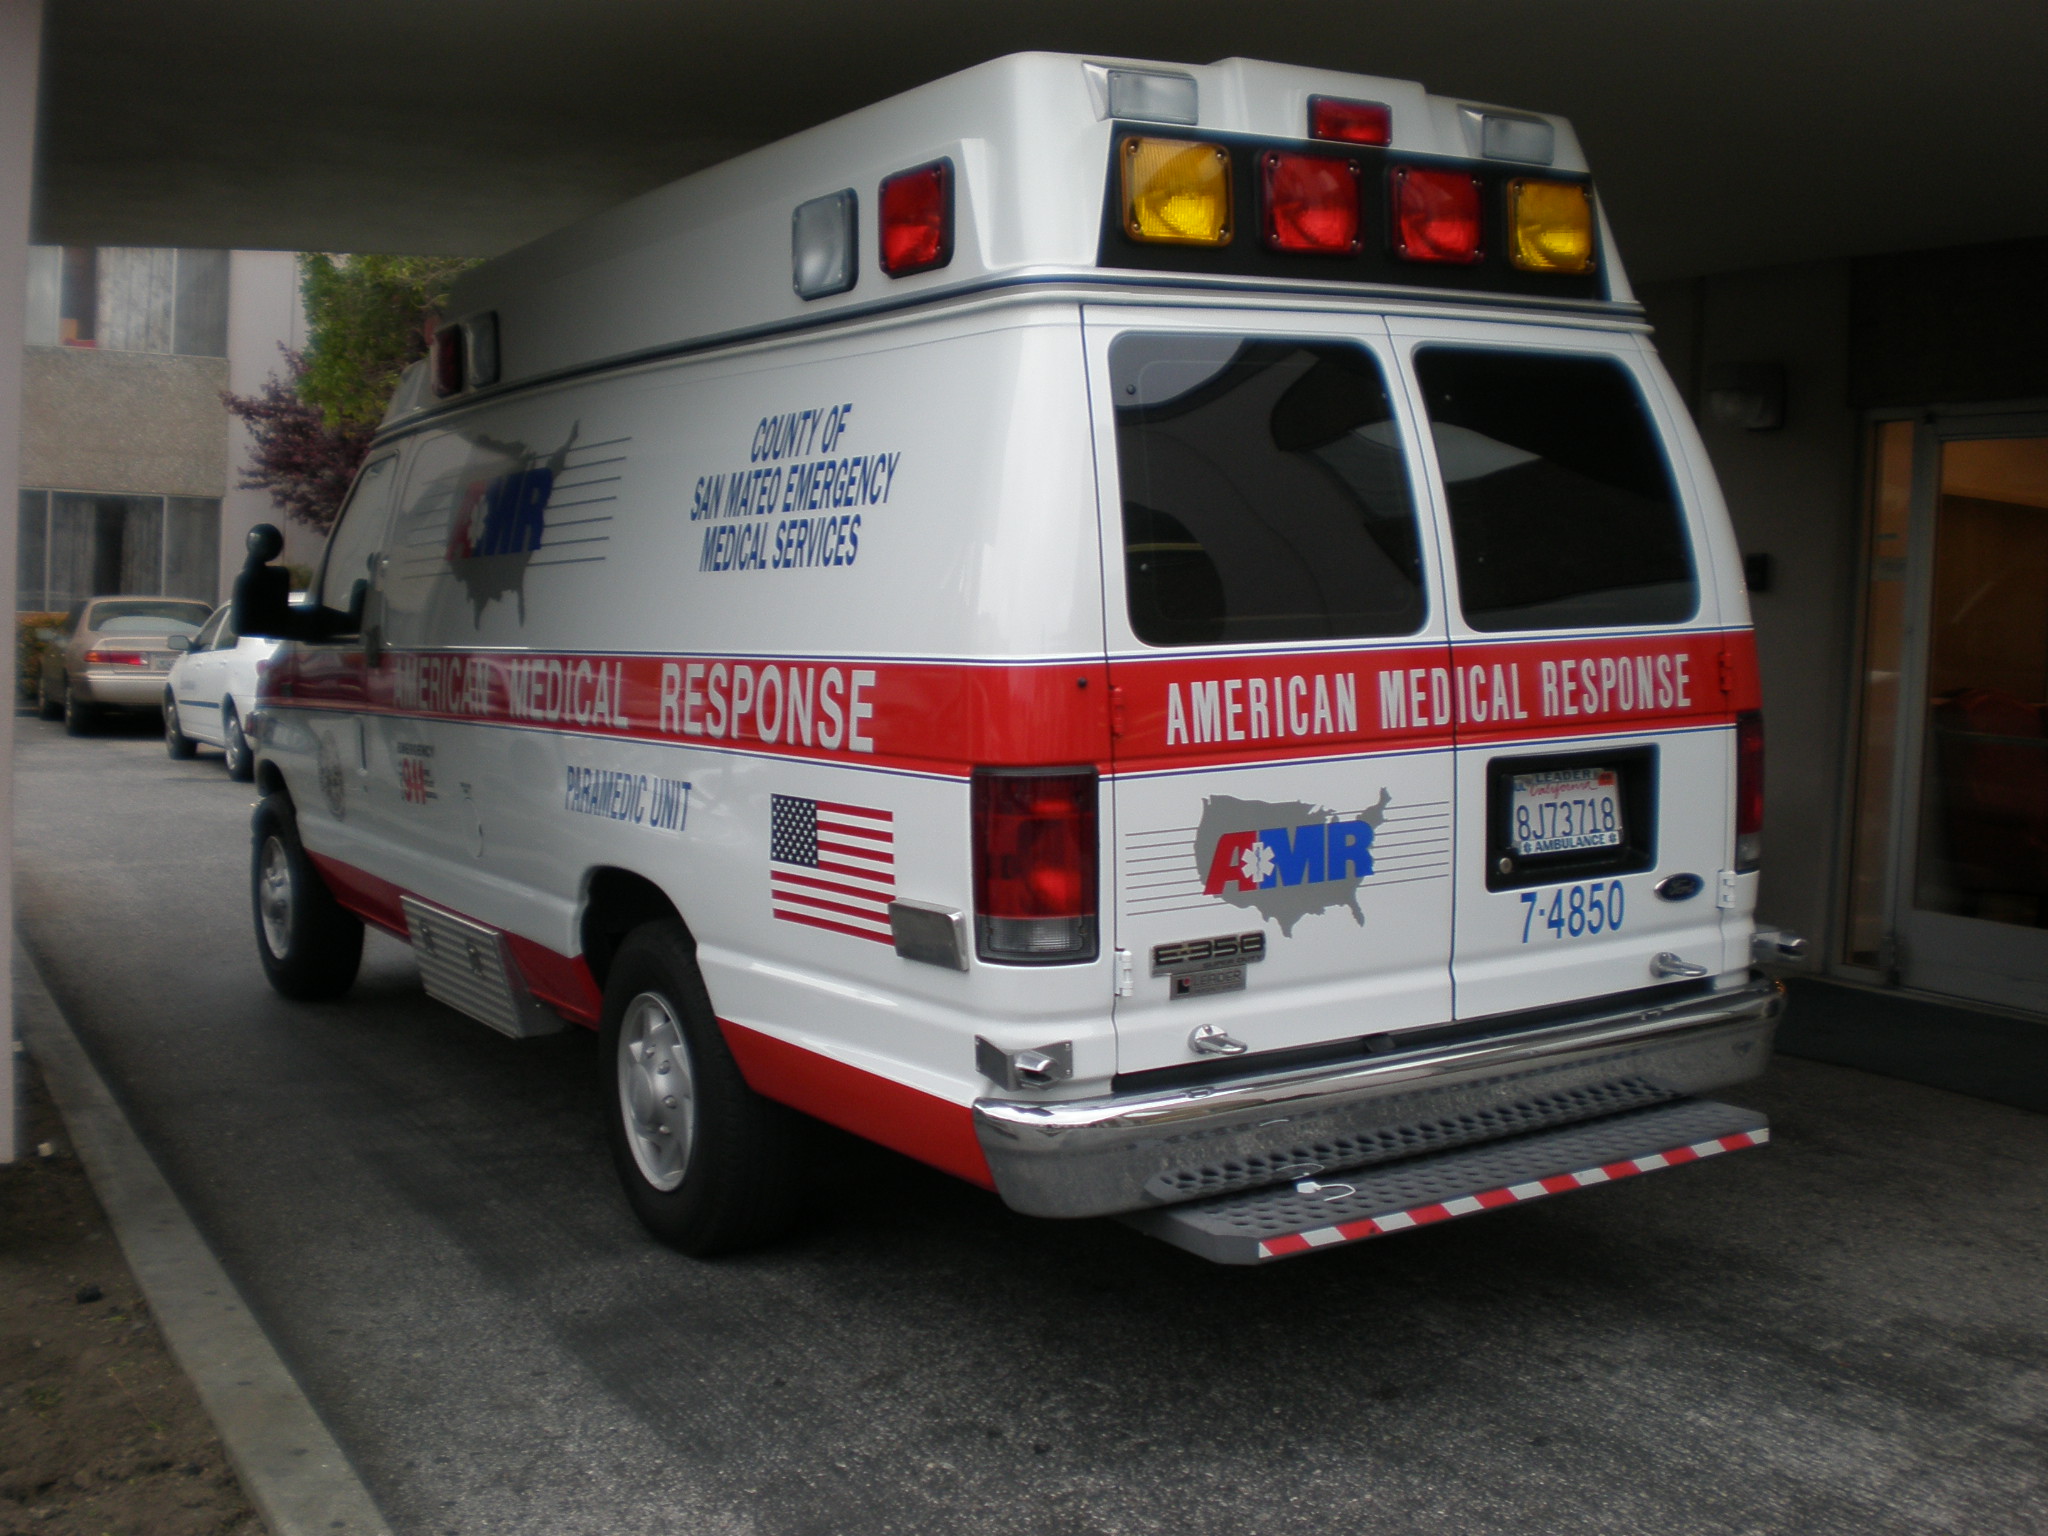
[253,758,289,799]
[580,867,690,991]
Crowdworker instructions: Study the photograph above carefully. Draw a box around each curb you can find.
[14,949,395,1536]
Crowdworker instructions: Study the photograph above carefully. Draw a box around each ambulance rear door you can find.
[1083,307,1457,1078]
[1385,318,1735,1020]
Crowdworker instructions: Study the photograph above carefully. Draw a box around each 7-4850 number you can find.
[1519,881,1625,942]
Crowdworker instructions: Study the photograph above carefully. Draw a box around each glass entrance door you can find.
[1847,417,2048,1012]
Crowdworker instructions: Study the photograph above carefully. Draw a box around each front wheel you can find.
[600,921,808,1255]
[251,793,363,1000]
[164,693,198,759]
[221,704,254,781]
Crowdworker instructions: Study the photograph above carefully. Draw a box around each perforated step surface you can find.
[1122,1098,1769,1265]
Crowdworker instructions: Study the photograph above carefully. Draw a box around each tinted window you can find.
[1112,335,1425,647]
[1414,348,1696,631]
[86,598,212,632]
[316,455,399,632]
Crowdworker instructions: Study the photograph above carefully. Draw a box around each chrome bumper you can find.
[973,977,1783,1219]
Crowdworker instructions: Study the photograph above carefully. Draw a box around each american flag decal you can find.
[770,794,896,944]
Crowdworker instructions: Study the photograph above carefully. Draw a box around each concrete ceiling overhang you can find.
[32,0,2048,282]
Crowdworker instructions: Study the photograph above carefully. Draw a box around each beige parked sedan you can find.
[36,597,214,735]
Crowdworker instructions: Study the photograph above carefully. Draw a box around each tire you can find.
[600,921,809,1255]
[36,671,62,721]
[221,703,254,781]
[62,680,96,736]
[164,692,198,759]
[251,793,364,1001]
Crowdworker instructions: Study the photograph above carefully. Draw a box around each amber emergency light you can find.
[1121,136,1232,246]
[1508,179,1595,274]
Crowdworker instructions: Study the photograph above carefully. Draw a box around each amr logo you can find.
[445,424,581,622]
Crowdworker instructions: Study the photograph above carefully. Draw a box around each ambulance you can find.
[234,52,1798,1264]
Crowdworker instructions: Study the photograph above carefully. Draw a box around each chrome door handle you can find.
[1651,951,1710,979]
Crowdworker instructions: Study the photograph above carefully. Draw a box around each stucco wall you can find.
[1641,262,1861,961]
[20,343,230,496]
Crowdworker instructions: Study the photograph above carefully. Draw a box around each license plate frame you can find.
[1485,745,1658,891]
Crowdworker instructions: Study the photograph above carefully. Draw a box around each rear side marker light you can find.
[1391,165,1482,264]
[1508,179,1595,273]
[1308,96,1391,147]
[430,324,464,396]
[1735,710,1764,872]
[973,769,1099,965]
[879,160,952,277]
[87,648,148,667]
[1121,136,1232,246]
[793,188,859,298]
[1261,151,1361,255]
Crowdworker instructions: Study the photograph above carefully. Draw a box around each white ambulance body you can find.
[238,53,1787,1264]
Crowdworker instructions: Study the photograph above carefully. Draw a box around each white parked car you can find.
[163,600,289,779]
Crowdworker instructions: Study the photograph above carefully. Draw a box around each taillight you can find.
[879,159,953,277]
[1260,151,1361,255]
[972,769,1098,964]
[1390,165,1482,264]
[87,647,148,667]
[1735,710,1764,872]
[1308,95,1391,147]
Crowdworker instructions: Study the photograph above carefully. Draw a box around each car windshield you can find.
[89,600,212,636]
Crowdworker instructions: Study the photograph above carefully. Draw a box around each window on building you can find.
[38,246,229,356]
[16,491,223,609]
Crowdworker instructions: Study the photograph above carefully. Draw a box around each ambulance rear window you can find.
[1111,335,1425,647]
[1413,348,1697,631]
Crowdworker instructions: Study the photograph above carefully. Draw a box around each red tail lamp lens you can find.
[879,159,953,277]
[431,324,464,396]
[86,648,148,667]
[1309,96,1391,147]
[972,769,1098,964]
[1735,710,1764,872]
[1261,151,1362,255]
[1391,166,1483,264]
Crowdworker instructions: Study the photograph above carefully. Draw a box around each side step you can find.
[1122,1098,1769,1265]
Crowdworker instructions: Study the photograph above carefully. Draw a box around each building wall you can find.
[1640,262,1863,959]
[221,249,314,592]
[20,344,229,496]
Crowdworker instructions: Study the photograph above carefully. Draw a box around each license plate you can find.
[152,655,173,671]
[1510,767,1622,856]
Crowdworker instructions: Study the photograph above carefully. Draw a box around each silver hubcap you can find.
[617,992,695,1192]
[165,700,180,738]
[259,836,294,957]
[225,714,244,764]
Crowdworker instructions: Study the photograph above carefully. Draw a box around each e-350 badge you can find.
[1152,930,1265,999]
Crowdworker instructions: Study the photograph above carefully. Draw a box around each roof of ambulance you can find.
[436,52,1613,403]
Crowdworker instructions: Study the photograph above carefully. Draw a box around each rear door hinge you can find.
[1718,647,1737,699]
[1717,869,1739,909]
[1110,684,1128,739]
[1115,947,1134,997]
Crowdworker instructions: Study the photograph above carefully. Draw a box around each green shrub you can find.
[18,611,66,700]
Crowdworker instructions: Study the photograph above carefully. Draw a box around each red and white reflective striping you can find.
[1257,1128,1770,1261]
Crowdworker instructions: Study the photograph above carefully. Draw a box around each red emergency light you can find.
[431,324,465,396]
[1261,151,1362,255]
[880,159,954,277]
[1391,165,1483,264]
[1308,96,1392,147]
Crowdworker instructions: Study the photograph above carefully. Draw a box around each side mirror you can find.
[233,523,323,641]
[166,634,191,653]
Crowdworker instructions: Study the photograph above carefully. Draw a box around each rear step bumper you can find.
[973,976,1782,1218]
[1123,1097,1769,1264]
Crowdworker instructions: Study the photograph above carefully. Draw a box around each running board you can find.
[1121,1098,1768,1265]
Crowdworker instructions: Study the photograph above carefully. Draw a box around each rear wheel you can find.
[62,681,96,736]
[164,693,198,759]
[251,793,363,1000]
[600,921,808,1255]
[221,704,254,781]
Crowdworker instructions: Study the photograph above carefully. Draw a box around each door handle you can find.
[1651,951,1710,979]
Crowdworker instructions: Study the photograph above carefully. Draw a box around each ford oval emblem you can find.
[1657,872,1705,901]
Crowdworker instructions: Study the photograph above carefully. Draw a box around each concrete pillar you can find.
[0,0,43,1161]
[221,249,312,597]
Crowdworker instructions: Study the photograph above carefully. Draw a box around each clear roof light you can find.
[793,189,858,300]
[1106,69,1198,126]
